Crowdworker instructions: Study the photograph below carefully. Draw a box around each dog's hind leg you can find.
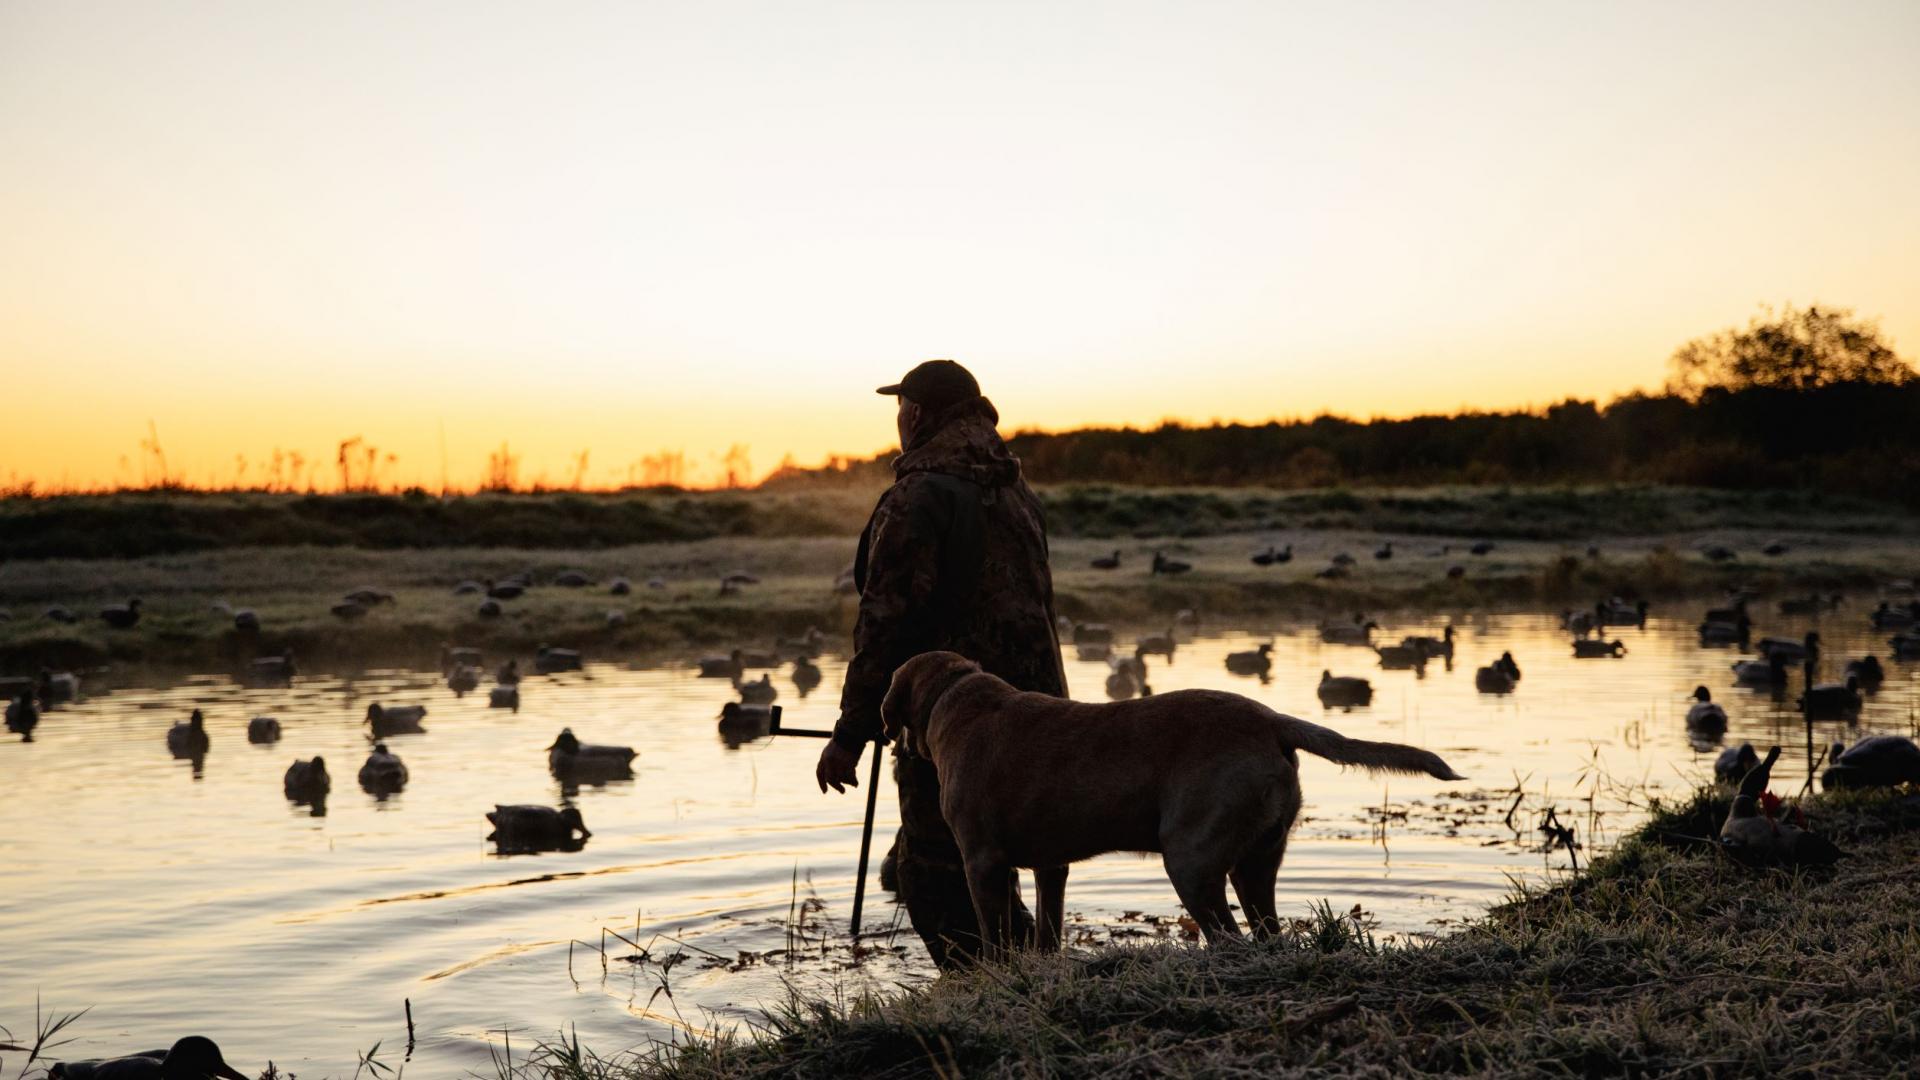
[1033,865,1069,952]
[1162,852,1241,943]
[1229,812,1297,940]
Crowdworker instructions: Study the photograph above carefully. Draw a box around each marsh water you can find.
[4,610,1915,1076]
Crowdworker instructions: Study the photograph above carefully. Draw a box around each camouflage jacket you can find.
[832,397,1067,750]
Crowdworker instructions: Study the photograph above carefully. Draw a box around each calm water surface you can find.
[3,611,1915,1076]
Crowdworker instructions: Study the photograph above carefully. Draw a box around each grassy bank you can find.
[505,785,1920,1078]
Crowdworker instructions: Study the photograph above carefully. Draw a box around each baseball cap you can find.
[876,359,981,413]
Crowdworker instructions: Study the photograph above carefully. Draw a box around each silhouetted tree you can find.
[1668,304,1914,397]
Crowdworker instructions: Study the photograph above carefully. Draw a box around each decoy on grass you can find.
[1714,742,1759,785]
[1719,746,1844,867]
[1469,541,1496,556]
[476,598,503,618]
[1250,544,1292,566]
[1150,551,1192,575]
[330,600,369,620]
[1822,736,1920,790]
[99,598,143,629]
[343,587,393,607]
[45,605,79,624]
[609,576,633,595]
[233,608,260,632]
[1091,549,1122,570]
[554,569,593,587]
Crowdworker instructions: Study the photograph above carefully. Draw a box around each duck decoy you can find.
[284,757,330,803]
[696,649,745,679]
[1797,669,1862,719]
[6,694,38,739]
[232,608,260,632]
[1595,599,1648,627]
[1778,593,1841,616]
[37,668,80,704]
[1562,609,1595,635]
[723,570,761,587]
[447,663,480,697]
[1135,629,1176,663]
[1713,742,1759,785]
[734,672,778,705]
[1821,736,1920,790]
[1376,641,1426,671]
[1317,563,1352,579]
[1892,632,1920,659]
[1076,641,1112,662]
[99,598,143,629]
[648,575,669,591]
[1757,631,1820,665]
[554,569,593,587]
[44,605,78,624]
[358,742,408,794]
[1685,686,1727,732]
[1843,655,1884,690]
[1175,608,1200,627]
[1074,623,1113,646]
[1105,655,1147,700]
[1150,551,1192,575]
[248,649,296,684]
[1720,747,1843,867]
[609,576,633,595]
[1330,552,1356,567]
[486,580,526,600]
[1572,639,1626,658]
[1091,549,1121,570]
[1444,564,1466,579]
[496,659,520,685]
[534,645,583,674]
[166,710,210,757]
[1374,541,1393,560]
[776,627,827,661]
[547,728,636,781]
[1405,626,1455,661]
[1473,664,1515,694]
[1251,544,1291,566]
[792,656,822,695]
[1869,601,1918,630]
[1469,541,1495,556]
[1697,615,1751,646]
[246,716,282,744]
[476,598,503,618]
[441,644,484,674]
[488,684,520,712]
[365,703,427,737]
[1317,671,1373,709]
[1762,540,1789,557]
[1701,545,1737,562]
[717,701,774,747]
[49,1035,249,1080]
[1319,618,1378,646]
[342,587,393,607]
[1732,654,1789,688]
[487,804,590,852]
[330,600,368,620]
[453,579,486,595]
[1224,643,1273,676]
[1494,651,1521,682]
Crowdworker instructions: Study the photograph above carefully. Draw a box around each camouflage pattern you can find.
[833,395,1068,968]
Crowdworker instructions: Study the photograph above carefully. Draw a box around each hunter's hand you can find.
[816,741,862,794]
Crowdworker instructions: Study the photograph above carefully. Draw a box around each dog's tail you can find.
[1266,708,1466,781]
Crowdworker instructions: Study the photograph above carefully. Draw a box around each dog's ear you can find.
[880,665,914,744]
[882,651,979,744]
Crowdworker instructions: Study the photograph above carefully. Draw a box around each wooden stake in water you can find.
[768,705,887,941]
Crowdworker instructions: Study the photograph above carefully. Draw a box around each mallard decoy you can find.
[1474,664,1515,694]
[547,728,636,780]
[1317,563,1352,580]
[1714,742,1759,785]
[1868,601,1918,630]
[487,804,590,851]
[1150,551,1192,575]
[496,659,520,685]
[1250,544,1291,566]
[734,673,777,705]
[1224,642,1274,676]
[488,684,520,712]
[1697,614,1751,646]
[447,663,480,697]
[365,703,427,737]
[534,645,583,674]
[1444,564,1466,580]
[49,1035,248,1079]
[1319,619,1378,646]
[1719,745,1780,855]
[696,649,745,679]
[1702,545,1737,563]
[358,742,408,794]
[1405,625,1455,660]
[1330,552,1357,567]
[452,579,486,595]
[247,716,282,743]
[167,710,210,757]
[37,668,80,704]
[1822,736,1920,790]
[1090,549,1121,570]
[1757,631,1820,665]
[1732,654,1789,687]
[99,598,143,629]
[1762,540,1789,557]
[1685,686,1727,731]
[717,701,774,747]
[1561,609,1595,635]
[1844,655,1884,690]
[1596,599,1648,627]
[1376,641,1426,671]
[1468,540,1496,556]
[792,656,822,694]
[1317,670,1373,709]
[1892,632,1920,659]
[6,694,38,738]
[1572,639,1627,658]
[554,569,592,587]
[1494,652,1521,682]
[1105,655,1147,700]
[1797,669,1862,719]
[284,757,330,803]
[342,587,393,607]
[1135,629,1176,663]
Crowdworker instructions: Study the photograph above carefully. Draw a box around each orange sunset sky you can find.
[3,1,1917,490]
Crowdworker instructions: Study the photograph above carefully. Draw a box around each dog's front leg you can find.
[962,853,1016,962]
[1033,865,1068,952]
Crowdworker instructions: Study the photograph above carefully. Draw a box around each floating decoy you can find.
[247,716,282,744]
[1572,639,1627,658]
[1474,664,1515,694]
[488,684,520,712]
[554,569,592,587]
[1469,541,1495,556]
[717,701,774,747]
[167,710,209,757]
[496,659,520,685]
[99,598,143,629]
[476,599,503,618]
[1376,641,1426,670]
[1731,654,1789,688]
[284,757,330,803]
[548,728,636,780]
[248,649,296,683]
[1374,541,1393,560]
[365,703,427,737]
[447,663,480,696]
[1822,736,1920,790]
[1685,686,1727,731]
[1076,642,1112,662]
[1494,651,1521,682]
[1224,643,1273,676]
[45,605,78,624]
[1105,655,1147,700]
[734,673,778,705]
[775,627,827,660]
[1150,551,1192,575]
[453,579,486,595]
[1091,549,1121,570]
[609,576,633,595]
[343,587,393,606]
[1074,623,1113,646]
[1762,540,1789,557]
[535,645,583,674]
[1843,655,1884,690]
[233,608,260,632]
[1405,626,1455,661]
[1892,632,1920,659]
[1317,671,1373,709]
[6,694,37,739]
[1596,599,1648,627]
[1135,629,1176,663]
[1319,618,1377,646]
[1697,614,1751,646]
[1757,631,1820,665]
[487,804,590,852]
[1868,601,1917,629]
[792,656,822,694]
[441,644,484,673]
[1561,609,1595,635]
[330,600,368,620]
[1797,670,1862,719]
[696,649,744,679]
[49,1035,249,1080]
[358,742,408,794]
[37,668,80,704]
[1713,742,1759,784]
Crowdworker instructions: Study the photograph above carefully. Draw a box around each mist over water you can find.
[3,611,1913,1075]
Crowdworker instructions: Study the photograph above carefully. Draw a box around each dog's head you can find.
[881,651,982,758]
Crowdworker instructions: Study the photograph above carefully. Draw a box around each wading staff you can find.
[770,705,887,940]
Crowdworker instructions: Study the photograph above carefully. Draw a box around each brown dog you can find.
[881,650,1466,954]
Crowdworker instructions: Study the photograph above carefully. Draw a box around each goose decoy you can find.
[37,668,80,704]
[330,600,368,620]
[1090,549,1122,570]
[50,1035,249,1080]
[792,656,822,694]
[1135,629,1176,663]
[1469,541,1495,556]
[99,598,143,629]
[1376,641,1426,671]
[696,649,745,679]
[1762,540,1789,557]
[246,716,282,744]
[1316,671,1373,709]
[487,804,591,852]
[609,576,633,595]
[1821,736,1920,790]
[734,673,778,705]
[717,701,775,747]
[447,663,480,697]
[534,645,583,674]
[476,598,503,618]
[453,579,486,595]
[1797,669,1862,719]
[547,727,637,780]
[1405,626,1455,661]
[233,608,260,632]
[1473,664,1515,694]
[1105,655,1146,700]
[284,756,330,803]
[1319,619,1377,646]
[1572,639,1627,658]
[1757,631,1820,665]
[441,644,484,674]
[1494,651,1521,682]
[45,605,79,624]
[554,569,592,587]
[166,710,209,757]
[1374,541,1393,560]
[6,694,37,739]
[496,659,520,685]
[1685,686,1727,731]
[1150,551,1192,575]
[365,703,427,737]
[1074,623,1114,646]
[358,742,408,794]
[1223,643,1274,676]
[248,649,296,684]
[1076,641,1113,662]
[1843,655,1884,690]
[342,587,393,607]
[1713,742,1759,785]
[486,580,525,600]
[488,684,520,712]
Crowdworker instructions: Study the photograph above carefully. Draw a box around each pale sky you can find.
[2,1,1916,490]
